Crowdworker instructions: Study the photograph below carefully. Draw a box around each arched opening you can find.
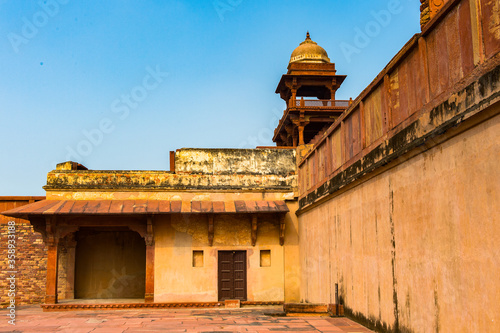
[74,227,146,299]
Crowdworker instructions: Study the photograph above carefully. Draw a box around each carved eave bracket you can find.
[128,221,148,241]
[45,217,58,247]
[58,222,79,243]
[252,214,286,247]
[29,216,47,240]
[204,213,286,247]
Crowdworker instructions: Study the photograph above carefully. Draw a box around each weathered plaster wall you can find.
[45,148,297,192]
[175,148,296,176]
[154,214,287,303]
[298,111,500,332]
[45,170,296,192]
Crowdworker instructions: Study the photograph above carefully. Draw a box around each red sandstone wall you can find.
[297,0,500,331]
[0,197,46,307]
[299,0,500,202]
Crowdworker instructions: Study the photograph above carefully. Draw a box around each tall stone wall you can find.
[0,198,46,307]
[296,0,500,331]
[298,111,500,332]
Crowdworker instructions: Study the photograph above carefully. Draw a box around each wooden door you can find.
[218,251,247,301]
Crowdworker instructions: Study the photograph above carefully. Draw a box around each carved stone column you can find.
[329,80,336,100]
[45,217,59,304]
[145,216,155,303]
[291,78,298,105]
[293,110,309,146]
[298,124,305,145]
[63,234,77,299]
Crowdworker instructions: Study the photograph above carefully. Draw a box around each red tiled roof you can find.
[1,199,289,219]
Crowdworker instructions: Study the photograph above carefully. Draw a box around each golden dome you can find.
[289,32,330,64]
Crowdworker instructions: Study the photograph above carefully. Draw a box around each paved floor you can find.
[0,306,374,333]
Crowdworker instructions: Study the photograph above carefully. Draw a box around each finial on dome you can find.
[289,32,331,64]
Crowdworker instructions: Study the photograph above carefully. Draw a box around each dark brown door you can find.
[218,251,247,301]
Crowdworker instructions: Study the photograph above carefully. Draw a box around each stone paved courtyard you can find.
[0,306,374,332]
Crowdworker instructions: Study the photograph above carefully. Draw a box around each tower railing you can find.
[290,99,350,108]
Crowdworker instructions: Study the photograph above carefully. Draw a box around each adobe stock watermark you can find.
[213,0,243,22]
[238,108,282,148]
[5,221,17,325]
[65,65,168,162]
[7,0,70,53]
[339,0,404,63]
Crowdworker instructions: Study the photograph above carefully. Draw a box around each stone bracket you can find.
[45,217,59,247]
[145,216,155,303]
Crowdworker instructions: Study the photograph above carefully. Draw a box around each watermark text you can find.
[6,221,16,325]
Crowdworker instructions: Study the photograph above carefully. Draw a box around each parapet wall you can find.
[175,148,296,176]
[45,148,297,192]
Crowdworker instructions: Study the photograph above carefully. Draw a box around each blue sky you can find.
[0,0,420,195]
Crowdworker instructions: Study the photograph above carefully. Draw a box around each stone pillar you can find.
[145,216,155,303]
[291,77,298,107]
[298,125,305,145]
[45,241,59,304]
[45,217,58,304]
[64,234,77,299]
[291,88,297,107]
[329,81,336,101]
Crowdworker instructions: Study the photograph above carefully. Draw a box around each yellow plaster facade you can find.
[154,214,289,303]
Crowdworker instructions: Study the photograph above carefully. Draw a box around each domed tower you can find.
[273,32,348,147]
